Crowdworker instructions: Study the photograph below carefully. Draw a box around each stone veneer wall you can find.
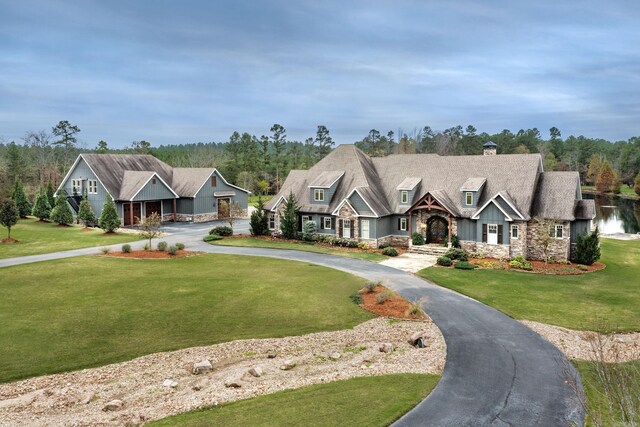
[475,242,510,259]
[377,235,410,247]
[414,211,457,245]
[336,204,359,240]
[525,220,570,261]
[509,221,528,259]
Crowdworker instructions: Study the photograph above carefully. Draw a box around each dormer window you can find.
[314,188,325,202]
[401,191,409,204]
[465,192,473,206]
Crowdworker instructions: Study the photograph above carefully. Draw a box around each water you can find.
[583,194,640,234]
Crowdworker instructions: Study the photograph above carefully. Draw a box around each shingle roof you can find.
[531,172,580,220]
[397,177,422,190]
[460,177,487,191]
[118,171,156,200]
[308,171,345,188]
[575,199,596,220]
[171,168,215,197]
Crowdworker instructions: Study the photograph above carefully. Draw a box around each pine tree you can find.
[279,192,299,239]
[49,189,74,225]
[45,180,56,209]
[0,199,19,240]
[249,198,269,236]
[98,198,120,233]
[31,187,52,221]
[573,227,601,265]
[77,193,96,228]
[12,180,31,218]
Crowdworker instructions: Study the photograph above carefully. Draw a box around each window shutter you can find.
[398,218,401,230]
[498,225,503,244]
[332,217,335,230]
[482,224,487,243]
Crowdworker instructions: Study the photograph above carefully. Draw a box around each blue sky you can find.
[1,1,639,148]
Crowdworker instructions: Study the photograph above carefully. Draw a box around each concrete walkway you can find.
[0,225,584,426]
[379,252,438,273]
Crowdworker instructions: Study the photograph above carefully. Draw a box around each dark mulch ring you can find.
[359,285,425,319]
[103,250,203,259]
[1,238,18,243]
[466,257,606,275]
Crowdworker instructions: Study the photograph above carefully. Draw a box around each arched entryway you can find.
[426,216,448,244]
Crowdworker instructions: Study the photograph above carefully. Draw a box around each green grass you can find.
[0,254,372,383]
[418,239,640,333]
[0,217,140,259]
[581,185,639,199]
[249,195,273,207]
[575,360,640,426]
[209,236,388,262]
[149,374,440,427]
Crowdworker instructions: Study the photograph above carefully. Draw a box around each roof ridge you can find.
[352,145,371,189]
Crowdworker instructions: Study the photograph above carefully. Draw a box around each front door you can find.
[487,224,498,244]
[343,219,351,239]
[123,202,142,226]
[145,201,161,218]
[361,219,370,239]
[426,216,448,244]
[218,198,230,218]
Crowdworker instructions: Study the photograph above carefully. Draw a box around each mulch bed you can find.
[0,238,18,243]
[103,250,203,259]
[359,285,425,319]
[226,235,406,255]
[467,257,605,275]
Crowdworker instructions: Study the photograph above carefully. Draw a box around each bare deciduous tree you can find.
[137,212,162,249]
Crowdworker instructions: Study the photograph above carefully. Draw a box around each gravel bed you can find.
[522,320,640,362]
[0,317,444,427]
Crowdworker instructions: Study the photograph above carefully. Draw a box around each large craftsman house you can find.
[264,143,596,261]
[56,154,250,225]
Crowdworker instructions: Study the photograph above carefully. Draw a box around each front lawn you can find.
[0,254,372,383]
[209,236,388,262]
[418,239,640,333]
[249,195,273,207]
[149,374,440,427]
[0,217,140,259]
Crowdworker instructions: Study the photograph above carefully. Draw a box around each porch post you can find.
[129,201,134,227]
[173,199,177,222]
[447,213,452,248]
[408,209,413,247]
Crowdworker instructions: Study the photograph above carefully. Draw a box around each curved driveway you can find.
[0,223,584,426]
[191,242,584,427]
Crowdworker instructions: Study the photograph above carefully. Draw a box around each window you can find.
[88,180,97,194]
[323,217,332,230]
[314,188,324,202]
[211,176,217,187]
[399,217,407,231]
[401,191,408,204]
[268,213,275,230]
[511,224,518,239]
[71,179,82,194]
[465,192,473,206]
[549,224,564,239]
[152,178,157,185]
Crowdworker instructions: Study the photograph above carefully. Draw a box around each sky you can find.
[1,0,639,148]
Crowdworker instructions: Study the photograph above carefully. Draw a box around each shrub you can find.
[454,261,477,270]
[209,226,232,236]
[279,192,299,239]
[49,189,74,226]
[412,232,424,246]
[406,302,424,317]
[167,245,178,255]
[437,256,452,266]
[121,244,132,253]
[382,247,398,257]
[249,198,269,236]
[98,198,120,232]
[349,291,362,305]
[509,255,533,271]
[378,244,389,249]
[203,234,223,242]
[157,241,168,251]
[364,281,380,293]
[77,194,96,228]
[302,220,317,241]
[376,290,394,304]
[175,242,185,250]
[450,234,461,248]
[573,226,601,266]
[468,251,485,259]
[31,187,51,221]
[445,248,467,261]
[143,243,150,250]
[100,247,111,254]
[357,242,370,250]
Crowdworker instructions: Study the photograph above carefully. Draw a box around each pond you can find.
[583,194,640,234]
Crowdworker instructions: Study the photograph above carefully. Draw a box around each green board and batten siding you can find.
[61,157,109,216]
[348,191,375,216]
[131,177,176,202]
[193,171,249,215]
[476,203,510,244]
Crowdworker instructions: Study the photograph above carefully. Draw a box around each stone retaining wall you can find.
[378,235,410,247]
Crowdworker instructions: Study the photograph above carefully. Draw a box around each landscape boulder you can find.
[329,352,341,361]
[379,343,394,353]
[224,378,243,388]
[102,399,124,412]
[162,379,178,388]
[192,360,213,375]
[279,359,296,370]
[248,366,264,377]
[409,331,429,347]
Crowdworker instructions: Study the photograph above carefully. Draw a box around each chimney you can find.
[483,141,497,156]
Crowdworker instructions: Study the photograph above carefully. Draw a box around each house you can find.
[264,143,595,261]
[56,154,250,225]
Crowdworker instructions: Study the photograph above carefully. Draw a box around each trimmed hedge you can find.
[381,247,398,257]
[437,256,452,266]
[210,226,232,236]
[454,261,477,270]
[203,234,223,242]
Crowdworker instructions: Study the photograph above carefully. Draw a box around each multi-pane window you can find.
[71,179,82,194]
[314,188,324,202]
[268,213,275,230]
[88,180,97,194]
[465,192,473,206]
[401,191,408,204]
[511,224,518,239]
[548,224,564,239]
[399,217,407,231]
[323,217,332,229]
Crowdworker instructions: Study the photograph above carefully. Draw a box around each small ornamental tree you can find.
[634,173,640,196]
[279,192,299,239]
[138,212,162,249]
[49,189,74,225]
[77,193,96,228]
[98,198,120,233]
[573,226,601,266]
[249,197,269,236]
[224,201,245,233]
[534,217,556,264]
[45,180,56,209]
[31,187,52,221]
[0,199,20,240]
[11,180,31,218]
[302,220,317,241]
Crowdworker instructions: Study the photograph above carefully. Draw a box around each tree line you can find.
[2,121,640,202]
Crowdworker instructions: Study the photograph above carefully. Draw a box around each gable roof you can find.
[397,177,421,190]
[171,168,216,197]
[308,171,344,188]
[460,177,487,192]
[531,172,581,221]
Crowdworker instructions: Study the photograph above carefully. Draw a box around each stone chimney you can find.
[483,141,497,156]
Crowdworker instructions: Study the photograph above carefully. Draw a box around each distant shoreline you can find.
[581,187,639,201]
